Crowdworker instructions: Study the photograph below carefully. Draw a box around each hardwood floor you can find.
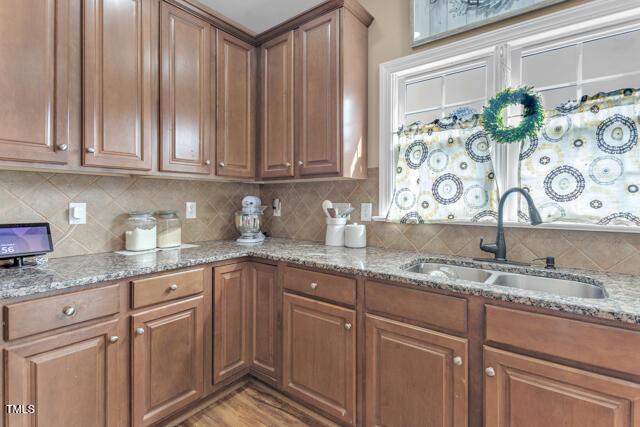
[174,381,338,426]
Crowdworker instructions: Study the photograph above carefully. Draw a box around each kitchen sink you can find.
[403,262,607,299]
[488,274,607,299]
[404,263,493,282]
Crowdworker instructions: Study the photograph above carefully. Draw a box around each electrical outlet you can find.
[186,202,197,219]
[69,203,87,225]
[361,203,373,222]
[272,198,282,217]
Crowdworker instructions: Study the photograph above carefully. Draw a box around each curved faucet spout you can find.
[480,187,543,262]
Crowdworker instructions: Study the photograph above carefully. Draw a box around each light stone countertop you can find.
[0,238,639,324]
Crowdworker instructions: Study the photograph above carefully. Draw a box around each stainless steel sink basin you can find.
[404,263,493,282]
[488,274,607,299]
[403,262,607,299]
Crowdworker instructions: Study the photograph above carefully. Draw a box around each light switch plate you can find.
[186,202,197,219]
[361,203,373,222]
[69,203,87,225]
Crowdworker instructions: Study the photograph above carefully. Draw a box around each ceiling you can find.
[200,0,326,34]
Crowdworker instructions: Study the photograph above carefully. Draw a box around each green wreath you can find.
[483,87,545,144]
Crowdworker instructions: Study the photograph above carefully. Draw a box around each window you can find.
[379,0,640,231]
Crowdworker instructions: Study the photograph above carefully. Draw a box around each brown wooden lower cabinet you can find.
[249,263,279,379]
[365,314,468,427]
[484,346,640,427]
[4,320,120,426]
[213,263,251,383]
[282,292,356,425]
[131,296,204,426]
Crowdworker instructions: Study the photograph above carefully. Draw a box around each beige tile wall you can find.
[0,170,258,258]
[261,169,640,275]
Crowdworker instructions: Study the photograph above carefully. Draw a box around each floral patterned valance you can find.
[387,116,499,224]
[519,88,640,226]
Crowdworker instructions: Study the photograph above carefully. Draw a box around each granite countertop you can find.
[1,238,639,325]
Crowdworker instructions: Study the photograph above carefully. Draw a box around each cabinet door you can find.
[0,0,71,164]
[216,31,256,178]
[484,347,640,427]
[159,2,213,174]
[213,263,251,383]
[132,296,204,426]
[366,314,468,427]
[283,293,356,425]
[249,263,279,379]
[4,320,120,427]
[295,10,341,177]
[83,0,153,170]
[259,31,295,179]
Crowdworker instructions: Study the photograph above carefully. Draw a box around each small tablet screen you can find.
[0,223,53,259]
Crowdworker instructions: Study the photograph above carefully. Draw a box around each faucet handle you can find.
[480,238,498,254]
[533,256,556,269]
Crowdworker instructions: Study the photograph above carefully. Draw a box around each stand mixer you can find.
[235,196,267,244]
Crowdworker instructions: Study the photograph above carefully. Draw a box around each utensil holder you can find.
[325,218,347,246]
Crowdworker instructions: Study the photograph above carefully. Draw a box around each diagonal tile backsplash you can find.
[0,168,638,274]
[261,168,640,275]
[0,170,259,258]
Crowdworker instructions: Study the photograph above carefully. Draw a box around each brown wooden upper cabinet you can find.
[258,32,295,179]
[0,0,72,164]
[258,7,371,180]
[216,31,256,179]
[159,2,214,175]
[83,0,153,170]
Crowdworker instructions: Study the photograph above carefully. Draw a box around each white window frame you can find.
[378,0,640,233]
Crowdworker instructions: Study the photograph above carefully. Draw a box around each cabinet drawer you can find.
[283,266,356,305]
[485,305,640,376]
[131,268,204,309]
[365,280,467,334]
[4,284,120,340]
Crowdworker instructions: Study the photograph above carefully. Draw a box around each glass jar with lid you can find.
[125,211,157,251]
[156,210,182,248]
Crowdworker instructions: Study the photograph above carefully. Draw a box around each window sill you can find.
[372,217,640,234]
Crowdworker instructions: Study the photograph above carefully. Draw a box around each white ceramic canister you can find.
[345,223,367,248]
[325,217,347,246]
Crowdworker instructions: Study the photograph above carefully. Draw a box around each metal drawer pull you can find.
[310,282,318,290]
[453,356,463,366]
[169,284,178,291]
[205,160,211,165]
[109,336,119,343]
[86,147,95,154]
[297,160,304,166]
[485,367,496,377]
[62,306,76,316]
[135,327,145,336]
[219,161,225,167]
[57,144,69,151]
[344,322,352,331]
[285,162,291,167]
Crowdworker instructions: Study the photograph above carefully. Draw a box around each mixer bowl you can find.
[235,211,262,236]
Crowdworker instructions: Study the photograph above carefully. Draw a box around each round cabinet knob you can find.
[297,160,304,166]
[205,160,211,165]
[62,306,76,316]
[135,327,145,336]
[453,356,463,366]
[109,336,119,343]
[485,367,496,377]
[310,282,318,290]
[86,147,96,154]
[57,144,69,151]
[344,322,352,331]
[285,162,291,167]
[169,284,178,291]
[219,161,225,167]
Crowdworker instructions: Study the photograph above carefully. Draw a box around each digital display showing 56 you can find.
[0,224,53,258]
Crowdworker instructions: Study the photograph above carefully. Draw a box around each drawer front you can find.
[131,268,204,309]
[365,280,467,334]
[485,305,640,376]
[4,284,120,340]
[283,266,356,305]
